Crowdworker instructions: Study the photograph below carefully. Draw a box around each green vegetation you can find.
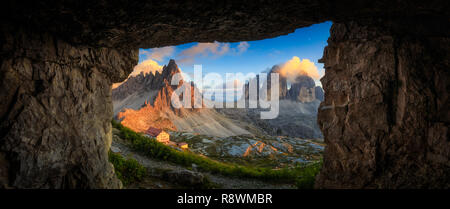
[295,159,322,189]
[112,120,322,188]
[108,151,147,186]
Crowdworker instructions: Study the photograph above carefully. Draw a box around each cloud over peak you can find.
[112,59,163,89]
[131,59,163,77]
[279,56,321,83]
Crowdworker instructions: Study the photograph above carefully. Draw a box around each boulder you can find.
[163,169,206,187]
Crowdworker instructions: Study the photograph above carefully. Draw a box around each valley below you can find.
[168,131,324,169]
[110,124,323,189]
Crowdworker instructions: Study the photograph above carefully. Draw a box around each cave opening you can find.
[111,22,332,175]
[110,17,449,189]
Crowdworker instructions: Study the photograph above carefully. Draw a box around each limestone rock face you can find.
[244,68,323,103]
[114,59,207,133]
[316,20,449,189]
[286,76,317,102]
[112,59,180,102]
[314,87,324,102]
[268,65,288,99]
[0,29,137,188]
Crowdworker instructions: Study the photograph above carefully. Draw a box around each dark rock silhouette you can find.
[286,75,317,102]
[268,65,288,99]
[243,70,323,103]
[113,59,180,102]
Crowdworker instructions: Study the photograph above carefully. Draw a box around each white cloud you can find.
[177,42,229,64]
[279,56,321,83]
[112,59,164,89]
[131,59,163,77]
[176,41,250,64]
[141,46,174,62]
[236,42,250,54]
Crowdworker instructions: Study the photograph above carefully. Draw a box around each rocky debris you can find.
[316,20,450,189]
[163,169,206,187]
[191,163,199,172]
[243,141,280,157]
[111,134,296,189]
[110,146,121,153]
[116,102,178,133]
[169,132,324,167]
[217,100,323,139]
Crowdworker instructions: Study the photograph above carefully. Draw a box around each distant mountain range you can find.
[219,64,324,138]
[113,60,253,137]
[242,65,324,103]
[112,59,323,139]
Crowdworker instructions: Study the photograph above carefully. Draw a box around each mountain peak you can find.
[113,59,181,102]
[168,59,177,65]
[161,59,181,81]
[269,65,281,73]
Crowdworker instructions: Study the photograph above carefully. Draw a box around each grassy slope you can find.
[108,151,147,186]
[110,120,322,189]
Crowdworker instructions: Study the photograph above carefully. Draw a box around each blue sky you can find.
[137,21,331,87]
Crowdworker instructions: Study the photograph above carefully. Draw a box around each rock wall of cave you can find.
[0,27,137,188]
[316,20,449,188]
